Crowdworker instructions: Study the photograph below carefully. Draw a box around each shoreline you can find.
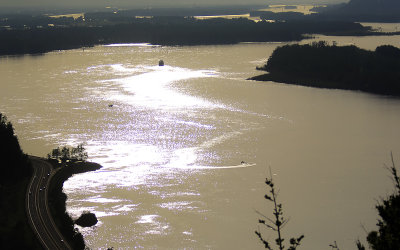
[248,73,400,98]
[249,42,400,98]
[46,158,102,249]
[1,30,398,57]
[0,18,385,56]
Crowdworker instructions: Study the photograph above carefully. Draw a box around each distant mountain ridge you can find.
[346,0,400,14]
[321,0,400,22]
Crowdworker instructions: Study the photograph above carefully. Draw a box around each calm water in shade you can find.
[1,34,400,249]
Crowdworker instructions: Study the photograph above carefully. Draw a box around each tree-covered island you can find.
[250,42,400,97]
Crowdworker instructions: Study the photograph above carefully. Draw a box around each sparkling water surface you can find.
[1,35,400,249]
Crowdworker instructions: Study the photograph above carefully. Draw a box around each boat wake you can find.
[170,162,257,170]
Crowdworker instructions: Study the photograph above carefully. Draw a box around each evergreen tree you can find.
[0,113,31,184]
[357,154,400,250]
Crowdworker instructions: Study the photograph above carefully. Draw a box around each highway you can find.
[26,156,72,250]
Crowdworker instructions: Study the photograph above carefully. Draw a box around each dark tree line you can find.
[0,113,32,185]
[0,14,79,30]
[0,113,39,249]
[0,17,373,56]
[253,42,400,96]
[47,144,88,162]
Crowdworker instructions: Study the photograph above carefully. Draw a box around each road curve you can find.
[26,156,72,250]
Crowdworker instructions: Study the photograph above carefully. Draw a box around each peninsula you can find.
[0,112,102,249]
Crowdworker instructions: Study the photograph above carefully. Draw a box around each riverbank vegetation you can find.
[250,42,400,97]
[47,144,88,162]
[47,146,101,249]
[0,113,40,249]
[0,16,374,56]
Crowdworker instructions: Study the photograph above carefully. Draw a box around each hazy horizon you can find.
[0,0,347,12]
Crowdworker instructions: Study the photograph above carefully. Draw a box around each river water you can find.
[1,34,400,249]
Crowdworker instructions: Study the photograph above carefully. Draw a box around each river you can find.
[1,33,400,249]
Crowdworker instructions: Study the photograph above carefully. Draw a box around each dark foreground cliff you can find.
[0,113,40,249]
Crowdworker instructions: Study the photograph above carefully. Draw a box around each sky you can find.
[0,0,348,11]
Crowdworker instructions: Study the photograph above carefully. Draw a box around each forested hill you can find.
[250,42,400,97]
[0,114,32,184]
[0,113,37,248]
[317,0,400,22]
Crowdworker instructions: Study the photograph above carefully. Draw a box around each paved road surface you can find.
[26,156,72,250]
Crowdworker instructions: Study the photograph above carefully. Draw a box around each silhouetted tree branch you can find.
[255,168,304,249]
